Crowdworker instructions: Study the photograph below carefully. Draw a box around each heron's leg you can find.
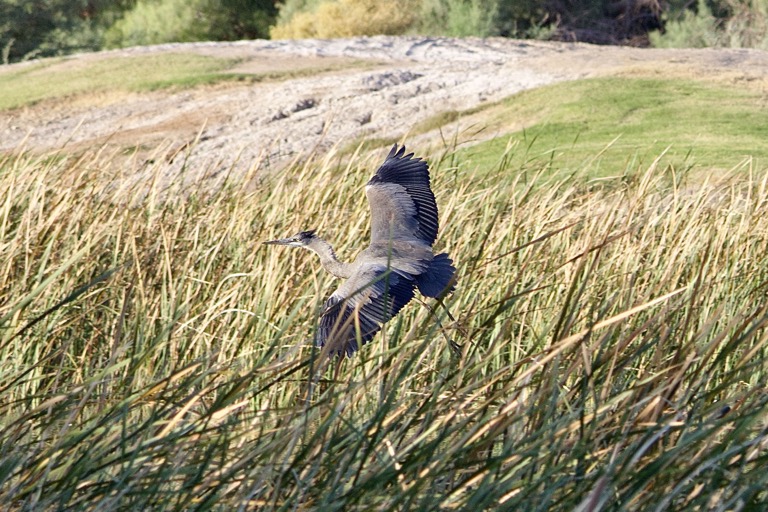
[415,297,463,359]
[439,296,471,356]
[436,296,456,323]
[304,346,336,402]
[332,355,343,383]
[303,352,321,404]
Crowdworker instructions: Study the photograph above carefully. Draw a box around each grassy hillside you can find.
[0,51,368,110]
[426,77,767,179]
[0,53,236,110]
[344,75,766,180]
[3,51,766,179]
[1,52,767,509]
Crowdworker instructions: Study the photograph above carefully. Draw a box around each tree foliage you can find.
[2,0,768,63]
[0,0,276,62]
[270,0,663,43]
[105,0,277,48]
[0,0,129,63]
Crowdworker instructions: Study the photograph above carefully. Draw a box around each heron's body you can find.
[265,145,455,357]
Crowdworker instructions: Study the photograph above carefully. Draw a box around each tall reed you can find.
[0,143,766,509]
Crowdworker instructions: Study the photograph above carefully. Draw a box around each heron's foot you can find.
[448,339,463,359]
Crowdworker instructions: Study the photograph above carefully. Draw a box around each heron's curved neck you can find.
[307,237,352,279]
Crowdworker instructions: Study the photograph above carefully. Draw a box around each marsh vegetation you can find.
[1,131,767,508]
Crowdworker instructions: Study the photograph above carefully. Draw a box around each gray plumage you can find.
[264,145,455,357]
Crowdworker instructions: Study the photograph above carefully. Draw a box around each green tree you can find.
[0,0,276,63]
[0,1,139,63]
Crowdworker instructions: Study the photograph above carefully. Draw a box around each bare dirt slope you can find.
[3,36,767,180]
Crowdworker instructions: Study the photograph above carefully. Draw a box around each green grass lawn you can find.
[446,77,768,179]
[0,53,244,110]
[0,52,371,111]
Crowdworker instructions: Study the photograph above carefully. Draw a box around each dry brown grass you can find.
[0,140,766,509]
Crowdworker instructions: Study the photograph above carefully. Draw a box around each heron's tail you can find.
[416,253,455,298]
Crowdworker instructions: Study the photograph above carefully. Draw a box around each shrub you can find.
[270,0,418,39]
[493,0,549,37]
[106,0,276,48]
[105,0,201,47]
[417,0,499,38]
[271,0,549,39]
[271,0,326,28]
[651,0,723,47]
[651,0,768,49]
[720,0,768,48]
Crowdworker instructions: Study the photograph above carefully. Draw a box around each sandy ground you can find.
[2,36,767,181]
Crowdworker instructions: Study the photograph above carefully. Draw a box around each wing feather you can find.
[317,266,415,357]
[366,145,439,245]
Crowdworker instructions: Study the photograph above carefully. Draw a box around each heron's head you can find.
[263,230,317,248]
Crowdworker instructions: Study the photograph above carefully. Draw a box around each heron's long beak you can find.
[263,237,291,245]
[264,237,298,245]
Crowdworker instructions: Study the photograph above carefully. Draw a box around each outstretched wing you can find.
[317,265,416,357]
[365,145,439,245]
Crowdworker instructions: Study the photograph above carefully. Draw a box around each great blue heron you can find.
[265,145,455,358]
